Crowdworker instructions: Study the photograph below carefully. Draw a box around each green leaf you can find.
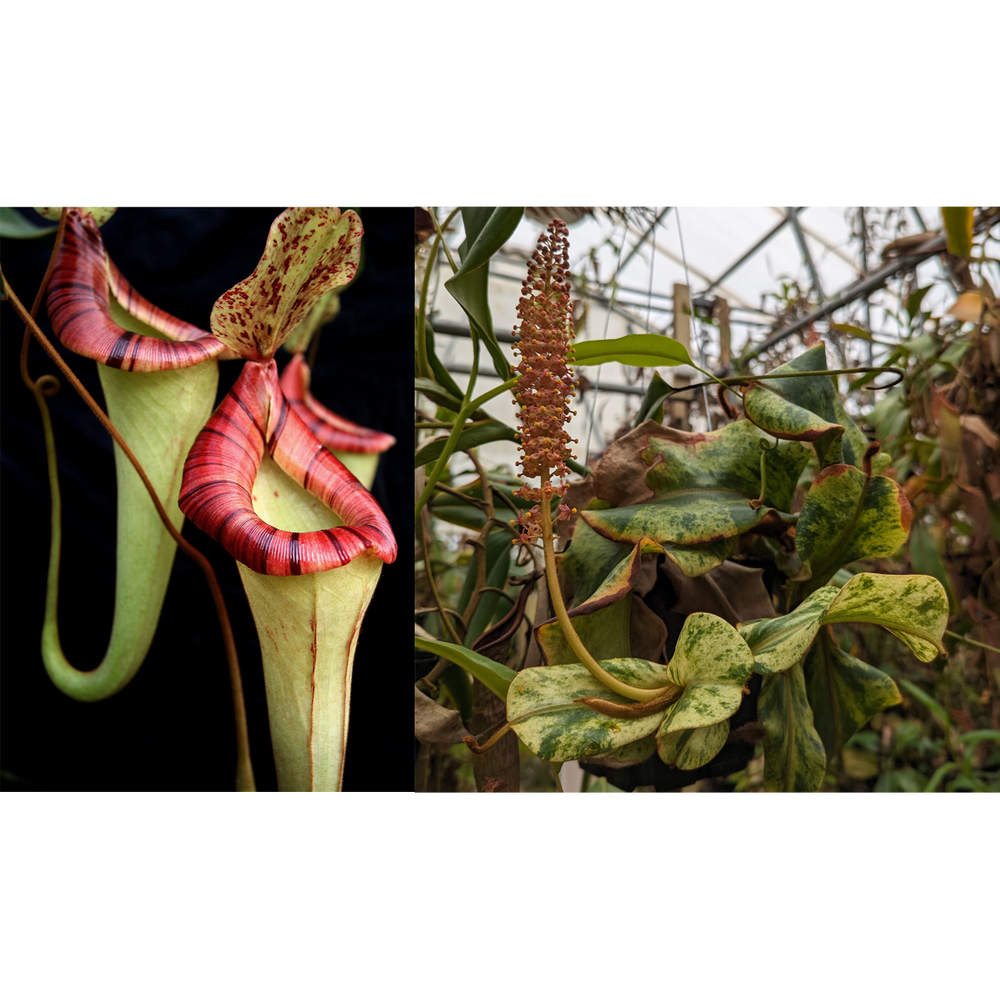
[941,207,974,259]
[444,208,523,381]
[633,370,675,426]
[905,285,934,321]
[507,658,669,761]
[422,320,466,399]
[803,628,902,757]
[759,664,827,792]
[414,636,516,700]
[464,529,514,648]
[414,419,517,467]
[738,586,840,675]
[414,377,488,420]
[828,322,872,342]
[0,207,57,238]
[573,333,693,368]
[744,379,843,445]
[792,464,912,590]
[895,677,952,736]
[823,573,948,662]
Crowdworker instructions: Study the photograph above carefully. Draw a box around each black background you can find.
[1,207,412,791]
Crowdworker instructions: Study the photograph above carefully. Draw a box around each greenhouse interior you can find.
[415,206,1000,793]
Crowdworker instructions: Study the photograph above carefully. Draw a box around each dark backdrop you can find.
[1,207,412,792]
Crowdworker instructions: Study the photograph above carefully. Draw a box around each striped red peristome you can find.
[280,353,396,454]
[179,359,397,575]
[47,210,227,372]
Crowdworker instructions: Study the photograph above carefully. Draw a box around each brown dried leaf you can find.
[415,688,473,745]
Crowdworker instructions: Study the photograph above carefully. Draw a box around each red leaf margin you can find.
[179,359,397,575]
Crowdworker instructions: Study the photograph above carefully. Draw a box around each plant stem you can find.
[539,496,676,702]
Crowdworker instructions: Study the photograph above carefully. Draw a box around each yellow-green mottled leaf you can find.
[803,628,902,757]
[602,733,657,763]
[643,419,809,512]
[507,658,669,762]
[657,719,730,769]
[581,491,776,548]
[822,572,948,662]
[738,586,840,675]
[658,613,754,734]
[741,343,878,470]
[759,664,827,792]
[580,420,806,577]
[743,381,843,443]
[941,207,974,259]
[792,464,912,589]
[573,332,693,368]
[660,537,740,577]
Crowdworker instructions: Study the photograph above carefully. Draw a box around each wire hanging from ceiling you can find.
[675,209,714,431]
[581,216,629,467]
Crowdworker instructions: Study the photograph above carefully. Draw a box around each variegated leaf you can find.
[658,613,754,734]
[803,627,902,758]
[657,719,730,770]
[742,343,888,472]
[642,418,809,513]
[822,572,948,661]
[580,419,806,577]
[582,490,777,547]
[738,586,840,675]
[759,664,827,792]
[507,658,669,762]
[792,464,911,589]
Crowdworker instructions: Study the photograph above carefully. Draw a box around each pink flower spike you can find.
[46,210,226,372]
[179,359,397,576]
[280,353,396,454]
